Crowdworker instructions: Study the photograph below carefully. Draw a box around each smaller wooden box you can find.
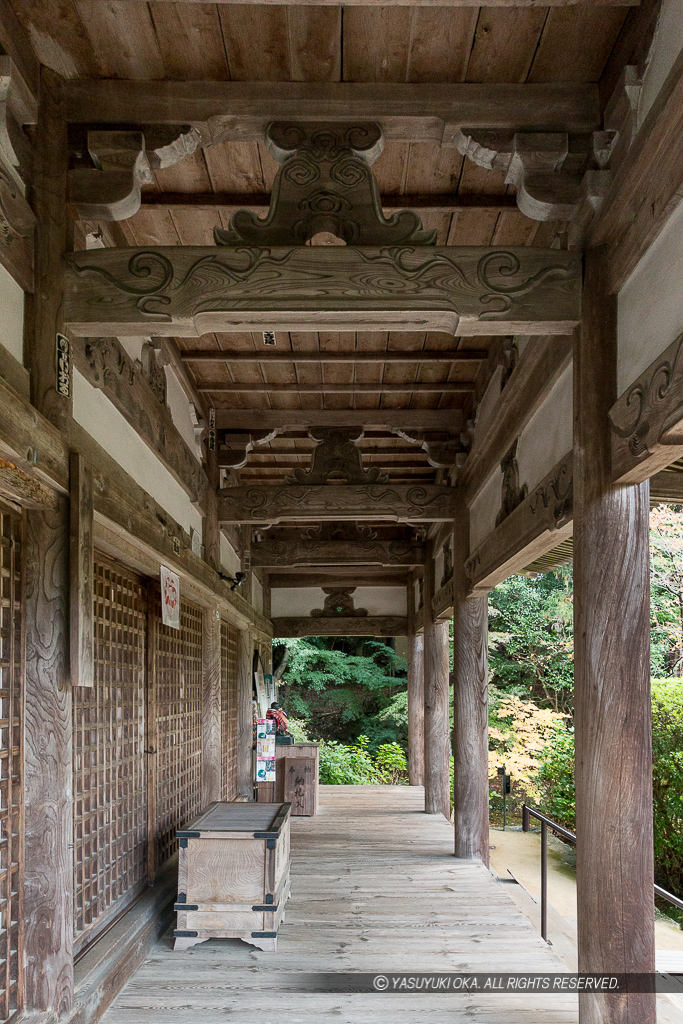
[283,756,317,816]
[257,741,320,813]
[174,802,291,952]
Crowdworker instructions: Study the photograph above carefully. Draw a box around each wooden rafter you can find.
[181,349,487,363]
[252,538,425,567]
[61,81,600,140]
[140,193,518,217]
[271,616,408,637]
[214,410,465,429]
[198,382,475,394]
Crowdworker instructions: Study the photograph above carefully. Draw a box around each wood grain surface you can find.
[407,633,425,786]
[201,606,222,806]
[423,542,450,817]
[573,249,655,1024]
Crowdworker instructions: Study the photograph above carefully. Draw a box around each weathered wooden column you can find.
[201,604,222,805]
[574,248,655,1024]
[236,627,254,799]
[452,504,489,864]
[423,542,450,817]
[24,503,74,1016]
[407,633,425,786]
[23,65,75,1018]
[202,444,221,574]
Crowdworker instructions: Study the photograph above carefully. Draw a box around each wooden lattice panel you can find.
[72,556,147,952]
[0,504,23,1024]
[154,598,203,865]
[220,622,239,801]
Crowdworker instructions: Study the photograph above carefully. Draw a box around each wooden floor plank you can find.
[100,786,577,1024]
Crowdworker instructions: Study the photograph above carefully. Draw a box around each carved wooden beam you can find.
[0,58,35,291]
[62,81,600,142]
[609,333,683,484]
[217,430,278,469]
[181,348,487,363]
[651,468,683,504]
[72,335,207,505]
[214,409,466,430]
[217,483,458,524]
[431,579,454,622]
[459,335,573,505]
[63,246,581,337]
[271,616,408,638]
[395,428,470,468]
[252,537,425,567]
[465,452,573,592]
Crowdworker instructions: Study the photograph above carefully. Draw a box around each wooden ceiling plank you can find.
[491,209,539,246]
[527,8,629,83]
[0,1,41,97]
[203,140,267,193]
[154,149,213,193]
[342,9,412,83]
[61,80,601,136]
[17,0,98,78]
[148,2,230,80]
[73,0,165,79]
[218,6,291,80]
[406,9,478,83]
[168,207,222,246]
[465,9,548,84]
[447,208,500,245]
[286,8,342,82]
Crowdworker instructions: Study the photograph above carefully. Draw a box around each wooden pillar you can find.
[201,604,222,805]
[423,542,450,817]
[24,503,74,1016]
[202,447,221,574]
[236,627,254,799]
[574,248,655,1024]
[452,504,489,864]
[25,68,71,431]
[407,634,424,786]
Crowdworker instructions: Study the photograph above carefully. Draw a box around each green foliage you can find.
[487,566,574,713]
[274,635,407,748]
[535,727,576,830]
[651,679,683,897]
[374,742,408,784]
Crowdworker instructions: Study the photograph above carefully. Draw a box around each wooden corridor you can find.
[100,786,577,1024]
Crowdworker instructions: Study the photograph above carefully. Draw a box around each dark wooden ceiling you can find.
[21,1,637,488]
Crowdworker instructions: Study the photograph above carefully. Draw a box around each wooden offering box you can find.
[174,802,291,952]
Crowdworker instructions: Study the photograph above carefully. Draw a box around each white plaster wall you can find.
[470,466,502,552]
[271,586,406,617]
[73,368,203,537]
[0,262,24,364]
[434,546,445,588]
[618,198,683,393]
[165,365,200,458]
[253,576,264,615]
[638,0,683,126]
[516,365,573,491]
[220,534,242,577]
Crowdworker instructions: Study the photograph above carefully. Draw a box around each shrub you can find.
[318,735,380,785]
[374,742,408,784]
[652,679,683,896]
[535,726,575,830]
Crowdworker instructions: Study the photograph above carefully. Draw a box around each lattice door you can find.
[220,622,239,800]
[0,503,23,1024]
[72,556,147,953]
[153,597,203,865]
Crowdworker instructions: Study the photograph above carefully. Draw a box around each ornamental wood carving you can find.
[395,428,470,468]
[75,336,205,502]
[251,537,425,568]
[496,440,528,526]
[431,579,454,622]
[217,430,278,469]
[271,616,408,638]
[68,126,202,221]
[217,483,458,524]
[455,128,613,227]
[286,426,387,485]
[609,333,683,484]
[215,122,434,247]
[465,452,573,592]
[63,245,582,337]
[311,587,368,618]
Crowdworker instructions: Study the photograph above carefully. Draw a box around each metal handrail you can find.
[521,804,683,940]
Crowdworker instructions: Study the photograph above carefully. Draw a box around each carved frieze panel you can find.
[609,333,683,484]
[271,615,408,638]
[64,245,582,338]
[77,336,205,502]
[215,122,434,247]
[217,483,459,525]
[251,536,425,568]
[286,426,387,485]
[465,452,573,592]
[395,427,470,469]
[311,587,368,617]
